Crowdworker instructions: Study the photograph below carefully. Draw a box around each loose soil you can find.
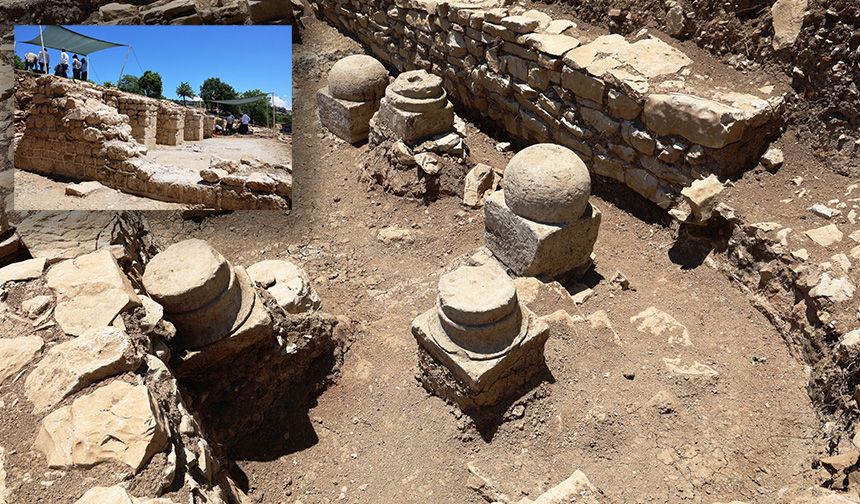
[138,13,825,504]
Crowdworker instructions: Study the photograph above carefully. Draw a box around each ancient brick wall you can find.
[310,0,785,207]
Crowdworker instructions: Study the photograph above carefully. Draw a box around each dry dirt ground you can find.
[13,133,291,211]
[136,15,828,504]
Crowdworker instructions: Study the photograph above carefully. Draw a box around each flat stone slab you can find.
[0,336,44,386]
[35,380,168,471]
[25,326,143,413]
[0,257,46,285]
[46,249,140,336]
[65,181,103,197]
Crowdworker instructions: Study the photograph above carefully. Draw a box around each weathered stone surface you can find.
[371,70,455,144]
[0,257,46,284]
[485,190,601,278]
[328,55,389,102]
[521,33,580,57]
[463,163,499,208]
[681,175,724,221]
[518,470,602,504]
[47,249,140,336]
[25,327,143,413]
[74,485,180,504]
[644,93,748,149]
[317,86,379,143]
[438,264,518,327]
[771,0,808,50]
[761,147,784,171]
[503,144,591,225]
[65,181,104,197]
[16,212,118,263]
[35,380,168,471]
[0,336,44,386]
[142,239,230,313]
[247,259,321,314]
[805,224,843,248]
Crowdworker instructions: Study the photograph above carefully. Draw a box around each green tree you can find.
[199,77,238,113]
[14,54,24,70]
[103,81,115,89]
[117,74,141,94]
[138,70,163,98]
[176,81,194,105]
[238,89,271,127]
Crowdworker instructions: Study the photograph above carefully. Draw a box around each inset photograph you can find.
[12,25,292,211]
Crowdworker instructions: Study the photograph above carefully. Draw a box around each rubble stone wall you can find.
[14,75,289,210]
[310,0,785,207]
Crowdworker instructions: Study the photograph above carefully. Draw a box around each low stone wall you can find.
[203,115,216,139]
[310,0,785,207]
[156,102,185,146]
[104,89,158,149]
[14,75,289,210]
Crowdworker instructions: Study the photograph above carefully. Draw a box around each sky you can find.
[13,25,292,108]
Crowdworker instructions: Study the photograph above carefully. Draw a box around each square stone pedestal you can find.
[316,86,379,144]
[484,190,601,278]
[412,307,549,412]
[373,100,454,144]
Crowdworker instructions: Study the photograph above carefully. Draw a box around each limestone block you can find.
[644,93,747,149]
[0,257,46,284]
[374,99,455,144]
[0,336,44,386]
[485,190,601,278]
[247,259,321,313]
[25,327,143,413]
[463,163,499,208]
[772,0,807,50]
[35,380,169,471]
[680,175,724,221]
[317,87,379,143]
[328,55,389,102]
[46,249,141,336]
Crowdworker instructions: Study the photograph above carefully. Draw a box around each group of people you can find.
[223,112,252,135]
[23,48,88,81]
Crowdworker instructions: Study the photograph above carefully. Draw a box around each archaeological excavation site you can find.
[0,0,859,503]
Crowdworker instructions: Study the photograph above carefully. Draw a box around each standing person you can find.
[225,113,234,135]
[38,47,49,74]
[80,57,88,82]
[239,111,251,135]
[23,52,38,72]
[59,48,69,78]
[71,55,81,80]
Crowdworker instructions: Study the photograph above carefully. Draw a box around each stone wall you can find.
[203,115,216,138]
[14,75,290,210]
[310,0,785,207]
[184,109,205,141]
[104,89,158,149]
[156,102,185,146]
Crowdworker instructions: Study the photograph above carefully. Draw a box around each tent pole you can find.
[38,25,47,76]
[117,45,131,85]
[272,92,276,133]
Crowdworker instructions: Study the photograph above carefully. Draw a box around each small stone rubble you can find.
[412,262,549,415]
[485,143,600,278]
[317,54,389,143]
[14,74,290,210]
[311,0,784,208]
[361,69,471,198]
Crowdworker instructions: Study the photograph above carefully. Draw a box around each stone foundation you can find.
[310,0,785,208]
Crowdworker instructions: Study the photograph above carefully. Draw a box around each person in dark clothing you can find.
[72,55,81,80]
[80,57,88,82]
